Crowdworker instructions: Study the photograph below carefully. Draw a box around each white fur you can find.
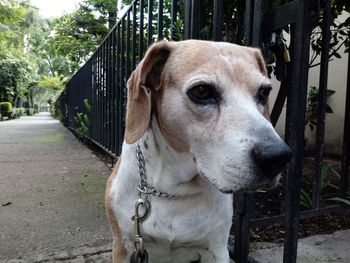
[110,118,233,262]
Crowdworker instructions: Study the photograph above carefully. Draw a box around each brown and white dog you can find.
[105,40,292,263]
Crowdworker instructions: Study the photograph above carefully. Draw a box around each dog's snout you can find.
[252,141,293,176]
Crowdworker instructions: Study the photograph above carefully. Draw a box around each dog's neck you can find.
[136,117,211,197]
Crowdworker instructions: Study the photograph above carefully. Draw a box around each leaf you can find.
[333,52,341,59]
[326,197,350,206]
[326,89,336,96]
[325,104,334,113]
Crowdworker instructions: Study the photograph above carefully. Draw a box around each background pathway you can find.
[0,113,112,262]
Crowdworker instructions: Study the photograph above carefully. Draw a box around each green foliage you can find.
[74,99,92,136]
[74,112,90,136]
[0,49,34,102]
[52,0,118,74]
[305,86,336,131]
[310,0,350,66]
[26,107,35,116]
[37,76,66,91]
[300,162,350,209]
[0,101,12,117]
[10,107,25,119]
[83,99,92,112]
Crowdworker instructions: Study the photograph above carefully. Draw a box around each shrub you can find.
[9,107,25,119]
[26,108,35,116]
[0,102,13,117]
[34,103,39,113]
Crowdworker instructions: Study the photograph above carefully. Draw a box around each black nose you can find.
[252,141,293,176]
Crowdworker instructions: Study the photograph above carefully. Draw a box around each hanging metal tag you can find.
[130,249,149,263]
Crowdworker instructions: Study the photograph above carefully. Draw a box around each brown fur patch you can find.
[105,158,127,263]
[124,42,172,144]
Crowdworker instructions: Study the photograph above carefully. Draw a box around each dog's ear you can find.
[253,49,267,76]
[253,49,271,121]
[124,41,172,144]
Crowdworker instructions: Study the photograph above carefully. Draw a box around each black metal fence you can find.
[60,0,350,262]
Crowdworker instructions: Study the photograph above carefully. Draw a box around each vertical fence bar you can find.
[103,42,107,148]
[147,0,153,46]
[132,2,137,70]
[190,0,200,39]
[340,52,350,197]
[101,43,104,148]
[120,19,126,153]
[97,48,101,144]
[116,23,122,155]
[91,57,95,140]
[111,29,116,155]
[158,0,164,40]
[126,11,131,79]
[107,34,112,153]
[283,1,312,262]
[251,0,263,47]
[170,0,178,40]
[121,17,127,144]
[212,0,223,41]
[244,0,254,45]
[312,0,331,209]
[233,193,255,263]
[184,0,191,39]
[139,0,145,60]
[105,38,109,151]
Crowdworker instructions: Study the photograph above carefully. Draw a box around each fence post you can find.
[212,0,223,41]
[340,49,350,198]
[147,0,153,46]
[283,0,312,262]
[233,193,254,263]
[170,0,178,40]
[312,0,331,209]
[184,0,192,39]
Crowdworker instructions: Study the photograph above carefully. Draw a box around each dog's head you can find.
[124,40,292,193]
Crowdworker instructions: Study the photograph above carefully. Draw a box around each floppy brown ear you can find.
[253,49,267,76]
[253,49,271,121]
[124,41,172,144]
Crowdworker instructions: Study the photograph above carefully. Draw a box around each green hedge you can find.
[0,102,12,117]
[10,107,25,119]
[26,108,36,116]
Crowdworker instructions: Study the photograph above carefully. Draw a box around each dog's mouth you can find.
[200,167,285,195]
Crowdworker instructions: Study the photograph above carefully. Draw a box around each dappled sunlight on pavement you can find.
[0,112,112,262]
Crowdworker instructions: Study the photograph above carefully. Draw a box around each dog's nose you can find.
[252,141,293,176]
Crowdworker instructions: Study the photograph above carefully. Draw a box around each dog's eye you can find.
[187,85,218,105]
[257,85,272,105]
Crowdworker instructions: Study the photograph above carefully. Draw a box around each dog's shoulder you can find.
[105,157,127,262]
[106,157,121,198]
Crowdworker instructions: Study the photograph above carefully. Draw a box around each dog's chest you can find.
[143,197,227,241]
[133,196,232,263]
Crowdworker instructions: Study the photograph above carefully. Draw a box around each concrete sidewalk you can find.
[250,229,350,263]
[0,113,112,262]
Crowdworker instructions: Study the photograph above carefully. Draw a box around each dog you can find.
[105,40,292,263]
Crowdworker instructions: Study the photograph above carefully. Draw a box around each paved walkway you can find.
[250,229,350,263]
[0,113,112,262]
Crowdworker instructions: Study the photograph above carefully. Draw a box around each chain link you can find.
[136,143,179,199]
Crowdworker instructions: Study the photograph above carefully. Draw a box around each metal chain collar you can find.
[130,143,180,263]
[136,143,179,199]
